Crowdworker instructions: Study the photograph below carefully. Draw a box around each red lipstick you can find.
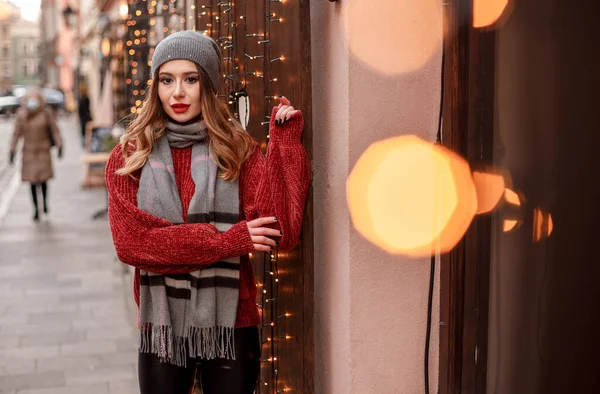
[171,103,190,113]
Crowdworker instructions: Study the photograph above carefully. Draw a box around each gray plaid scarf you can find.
[136,120,240,366]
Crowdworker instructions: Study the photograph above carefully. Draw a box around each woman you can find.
[9,90,63,221]
[106,31,310,394]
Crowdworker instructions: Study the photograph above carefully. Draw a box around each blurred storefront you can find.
[77,0,126,124]
[39,0,76,111]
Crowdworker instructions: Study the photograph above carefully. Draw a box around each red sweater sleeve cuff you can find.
[269,106,304,145]
[221,220,255,257]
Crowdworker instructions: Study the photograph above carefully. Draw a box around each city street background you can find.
[0,115,139,394]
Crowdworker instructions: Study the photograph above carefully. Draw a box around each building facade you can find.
[0,1,13,94]
[11,18,41,87]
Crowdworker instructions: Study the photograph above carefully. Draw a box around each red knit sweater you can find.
[105,108,309,328]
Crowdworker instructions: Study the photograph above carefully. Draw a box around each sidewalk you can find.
[0,117,17,217]
[0,116,139,394]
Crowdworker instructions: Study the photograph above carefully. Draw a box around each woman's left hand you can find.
[274,96,300,125]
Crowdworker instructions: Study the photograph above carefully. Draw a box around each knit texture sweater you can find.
[106,109,310,328]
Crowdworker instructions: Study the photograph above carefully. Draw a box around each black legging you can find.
[30,182,48,215]
[138,326,260,394]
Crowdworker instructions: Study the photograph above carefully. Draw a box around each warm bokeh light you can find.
[473,171,506,214]
[533,208,554,242]
[345,0,442,75]
[347,136,477,257]
[503,219,519,232]
[504,188,521,206]
[473,0,509,28]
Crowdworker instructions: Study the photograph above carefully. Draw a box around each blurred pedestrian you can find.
[105,31,310,394]
[78,85,92,148]
[9,90,63,221]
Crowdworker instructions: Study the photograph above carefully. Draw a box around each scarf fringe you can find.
[140,324,236,367]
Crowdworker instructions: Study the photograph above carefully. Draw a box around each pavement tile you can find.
[0,371,64,391]
[16,383,109,394]
[36,355,102,374]
[64,365,134,387]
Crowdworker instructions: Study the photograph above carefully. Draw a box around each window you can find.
[2,46,8,58]
[22,62,27,76]
[441,1,600,393]
[22,41,28,55]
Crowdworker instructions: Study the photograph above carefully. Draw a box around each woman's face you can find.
[157,59,202,123]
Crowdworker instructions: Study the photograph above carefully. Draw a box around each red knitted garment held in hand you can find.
[106,108,310,328]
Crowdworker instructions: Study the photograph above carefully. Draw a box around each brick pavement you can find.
[0,116,139,394]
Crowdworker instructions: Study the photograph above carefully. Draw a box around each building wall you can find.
[0,3,13,93]
[311,1,442,393]
[12,19,41,87]
[40,0,59,88]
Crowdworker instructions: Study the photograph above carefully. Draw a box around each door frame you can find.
[439,0,497,392]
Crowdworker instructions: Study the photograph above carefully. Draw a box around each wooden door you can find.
[190,1,315,392]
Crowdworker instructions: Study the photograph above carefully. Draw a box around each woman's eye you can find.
[160,78,172,84]
[186,77,199,83]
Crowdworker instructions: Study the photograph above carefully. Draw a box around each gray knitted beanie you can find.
[151,31,222,92]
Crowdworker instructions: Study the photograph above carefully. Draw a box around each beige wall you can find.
[311,1,442,393]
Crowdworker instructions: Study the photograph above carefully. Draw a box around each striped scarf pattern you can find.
[136,121,240,366]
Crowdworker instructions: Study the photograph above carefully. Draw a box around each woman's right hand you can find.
[247,217,282,252]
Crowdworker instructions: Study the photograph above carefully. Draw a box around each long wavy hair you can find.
[117,67,254,180]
